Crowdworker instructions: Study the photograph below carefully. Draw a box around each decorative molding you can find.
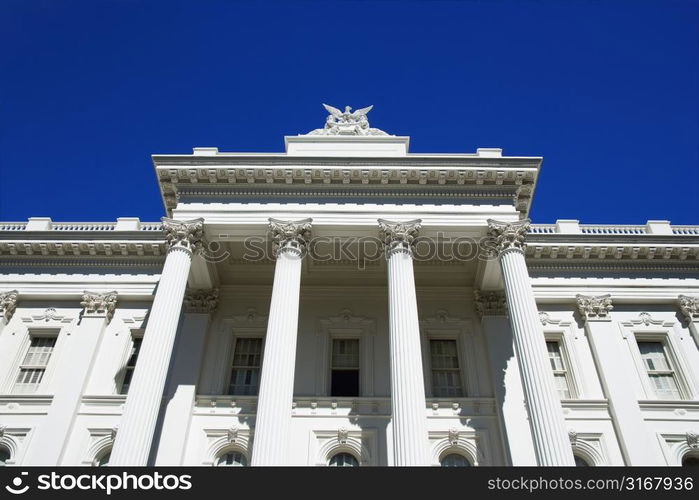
[687,431,699,449]
[473,290,507,317]
[0,290,18,321]
[306,104,389,136]
[575,294,613,320]
[486,219,530,255]
[184,288,219,314]
[678,295,699,322]
[429,429,487,466]
[0,242,166,259]
[568,429,578,445]
[378,219,421,255]
[22,308,73,323]
[314,428,374,466]
[203,426,253,465]
[526,243,699,263]
[268,218,312,256]
[80,291,118,320]
[161,217,205,253]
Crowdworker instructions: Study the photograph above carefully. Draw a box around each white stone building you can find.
[0,106,698,467]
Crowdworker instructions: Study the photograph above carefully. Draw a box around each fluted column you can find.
[156,288,219,465]
[679,295,699,348]
[379,219,430,466]
[476,290,537,465]
[251,218,311,466]
[486,219,574,466]
[0,290,18,335]
[110,218,204,466]
[25,291,117,465]
[576,294,664,465]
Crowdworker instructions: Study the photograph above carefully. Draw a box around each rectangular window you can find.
[546,341,572,399]
[228,338,263,396]
[638,341,681,400]
[14,336,57,394]
[120,336,143,395]
[331,339,359,397]
[430,339,463,397]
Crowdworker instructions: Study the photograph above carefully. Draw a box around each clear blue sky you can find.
[1,0,698,224]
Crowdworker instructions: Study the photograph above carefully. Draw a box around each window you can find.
[637,341,681,399]
[216,451,248,466]
[0,447,10,466]
[429,339,463,397]
[440,453,471,467]
[328,452,359,467]
[682,455,699,467]
[331,339,359,397]
[96,451,111,467]
[546,341,572,399]
[574,455,590,467]
[228,338,263,395]
[14,336,56,394]
[120,336,142,394]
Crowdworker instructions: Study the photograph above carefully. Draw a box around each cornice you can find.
[526,242,699,263]
[0,257,165,269]
[155,164,538,216]
[0,240,167,258]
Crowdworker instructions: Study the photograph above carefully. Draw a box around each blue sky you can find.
[1,0,698,224]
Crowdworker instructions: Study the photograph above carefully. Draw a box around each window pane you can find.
[0,447,10,466]
[120,337,142,394]
[430,340,462,397]
[329,453,359,467]
[545,341,572,399]
[547,341,564,371]
[229,338,263,395]
[574,455,590,467]
[638,341,681,399]
[96,452,111,466]
[217,451,248,466]
[331,369,359,397]
[441,454,471,467]
[14,336,56,394]
[332,339,359,369]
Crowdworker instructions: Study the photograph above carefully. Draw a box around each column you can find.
[251,218,311,466]
[476,290,537,465]
[25,291,117,465]
[110,218,204,466]
[155,288,219,465]
[679,295,699,348]
[0,290,18,335]
[379,219,430,466]
[577,294,664,465]
[0,291,19,374]
[486,219,574,466]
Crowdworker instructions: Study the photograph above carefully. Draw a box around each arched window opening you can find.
[328,452,359,467]
[216,451,248,467]
[0,447,10,466]
[440,453,472,467]
[682,454,699,467]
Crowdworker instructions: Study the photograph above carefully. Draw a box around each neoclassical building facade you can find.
[1,107,698,467]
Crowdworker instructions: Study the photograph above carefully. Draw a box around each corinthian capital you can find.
[474,290,507,317]
[81,291,118,320]
[184,288,219,313]
[0,290,18,322]
[576,294,613,321]
[269,218,312,256]
[486,219,530,256]
[678,295,699,322]
[162,217,205,253]
[378,219,421,255]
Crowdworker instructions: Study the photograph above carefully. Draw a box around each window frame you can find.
[421,329,469,398]
[329,337,361,398]
[227,333,265,396]
[427,338,464,398]
[631,332,690,400]
[542,331,582,400]
[11,328,61,395]
[118,330,143,395]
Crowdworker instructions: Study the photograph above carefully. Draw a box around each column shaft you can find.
[110,244,195,465]
[499,248,574,465]
[251,249,303,465]
[387,249,430,465]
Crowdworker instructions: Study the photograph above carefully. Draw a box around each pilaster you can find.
[576,294,665,465]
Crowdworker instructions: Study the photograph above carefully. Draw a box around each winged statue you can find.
[306,104,389,136]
